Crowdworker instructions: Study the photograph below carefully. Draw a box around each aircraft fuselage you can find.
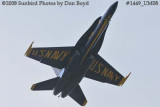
[53,1,118,98]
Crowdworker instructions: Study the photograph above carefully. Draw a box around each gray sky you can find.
[0,0,160,107]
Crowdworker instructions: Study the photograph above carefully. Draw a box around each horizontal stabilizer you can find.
[31,77,60,91]
[69,85,87,106]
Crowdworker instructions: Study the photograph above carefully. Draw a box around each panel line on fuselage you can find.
[80,15,110,65]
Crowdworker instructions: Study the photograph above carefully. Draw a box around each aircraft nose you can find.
[113,1,118,8]
[109,1,118,13]
[105,1,118,19]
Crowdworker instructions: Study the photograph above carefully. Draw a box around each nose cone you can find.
[109,1,118,16]
[110,1,118,10]
[113,1,118,8]
[104,1,118,19]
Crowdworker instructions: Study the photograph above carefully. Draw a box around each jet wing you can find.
[25,41,74,69]
[85,54,131,86]
[69,84,87,106]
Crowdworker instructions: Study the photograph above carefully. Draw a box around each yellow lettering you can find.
[101,67,109,76]
[106,71,115,80]
[95,63,104,74]
[89,60,96,71]
[115,75,120,81]
[89,61,98,72]
[44,50,52,58]
[60,51,70,61]
[51,51,64,60]
[39,50,46,57]
[32,49,38,56]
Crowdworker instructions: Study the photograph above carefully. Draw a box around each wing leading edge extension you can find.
[25,41,74,69]
[85,53,131,86]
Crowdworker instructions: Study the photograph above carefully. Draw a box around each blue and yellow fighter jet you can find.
[25,1,131,106]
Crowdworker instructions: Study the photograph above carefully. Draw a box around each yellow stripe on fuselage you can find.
[80,16,110,64]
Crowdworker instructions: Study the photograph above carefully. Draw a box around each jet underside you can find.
[25,1,131,106]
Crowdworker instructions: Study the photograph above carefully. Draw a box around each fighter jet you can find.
[25,1,130,106]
